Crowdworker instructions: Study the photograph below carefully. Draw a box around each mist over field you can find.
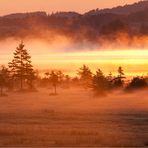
[0,0,148,50]
[0,0,148,147]
[0,87,148,147]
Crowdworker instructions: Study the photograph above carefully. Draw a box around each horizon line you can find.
[0,0,142,17]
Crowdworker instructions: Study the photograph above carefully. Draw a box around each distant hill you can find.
[3,11,47,19]
[53,12,81,18]
[85,0,148,15]
[0,0,148,46]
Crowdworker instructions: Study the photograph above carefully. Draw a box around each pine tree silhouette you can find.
[113,66,126,88]
[78,65,92,89]
[8,42,35,90]
[92,69,110,95]
[118,66,124,78]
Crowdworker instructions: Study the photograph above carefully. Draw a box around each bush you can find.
[126,77,147,91]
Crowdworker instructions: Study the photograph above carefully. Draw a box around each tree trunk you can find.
[20,77,23,90]
[29,80,33,90]
[54,85,57,94]
[0,86,3,96]
[20,54,23,90]
[20,71,23,90]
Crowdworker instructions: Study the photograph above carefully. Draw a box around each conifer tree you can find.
[113,66,125,88]
[8,42,35,90]
[118,66,124,78]
[78,65,92,89]
[92,69,109,94]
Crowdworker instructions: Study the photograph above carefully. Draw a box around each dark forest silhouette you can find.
[0,1,148,48]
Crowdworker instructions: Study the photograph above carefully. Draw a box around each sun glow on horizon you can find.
[29,49,148,77]
[32,49,148,63]
[0,40,148,77]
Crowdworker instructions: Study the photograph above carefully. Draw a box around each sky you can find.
[0,0,139,15]
[0,0,147,77]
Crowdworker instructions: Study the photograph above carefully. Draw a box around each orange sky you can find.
[0,0,139,15]
[0,40,148,77]
[0,0,147,77]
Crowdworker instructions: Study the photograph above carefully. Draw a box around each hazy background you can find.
[0,38,148,77]
[0,0,139,15]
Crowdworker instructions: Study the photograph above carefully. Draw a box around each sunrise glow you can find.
[1,0,148,147]
[28,49,148,77]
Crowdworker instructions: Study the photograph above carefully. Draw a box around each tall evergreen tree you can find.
[78,65,92,89]
[92,69,110,95]
[8,42,35,90]
[113,66,125,88]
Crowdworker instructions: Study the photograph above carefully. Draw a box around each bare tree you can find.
[49,71,59,94]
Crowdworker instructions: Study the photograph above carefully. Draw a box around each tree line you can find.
[1,9,148,48]
[0,42,148,96]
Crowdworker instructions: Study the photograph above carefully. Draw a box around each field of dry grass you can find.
[0,87,148,147]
